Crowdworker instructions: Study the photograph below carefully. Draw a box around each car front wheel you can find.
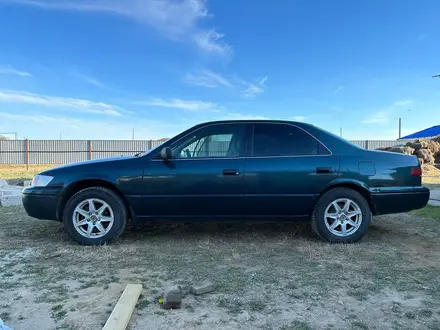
[312,188,371,243]
[63,187,127,245]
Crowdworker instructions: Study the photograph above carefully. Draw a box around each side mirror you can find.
[160,147,172,160]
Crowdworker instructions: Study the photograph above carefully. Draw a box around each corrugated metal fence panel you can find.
[349,140,367,149]
[0,140,26,164]
[152,140,167,148]
[367,139,414,150]
[92,140,148,152]
[29,140,89,164]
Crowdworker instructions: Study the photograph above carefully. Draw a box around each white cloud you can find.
[240,76,268,99]
[362,111,390,124]
[133,98,217,111]
[3,0,231,56]
[0,90,123,116]
[393,100,412,107]
[0,111,187,140]
[334,85,344,95]
[291,116,308,122]
[0,64,32,77]
[183,69,233,88]
[74,72,107,89]
[193,29,233,57]
[362,100,413,124]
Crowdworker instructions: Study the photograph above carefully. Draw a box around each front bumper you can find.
[22,187,63,221]
[371,186,430,215]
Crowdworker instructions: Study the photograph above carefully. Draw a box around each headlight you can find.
[32,175,54,187]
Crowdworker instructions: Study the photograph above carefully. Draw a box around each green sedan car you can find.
[22,120,430,245]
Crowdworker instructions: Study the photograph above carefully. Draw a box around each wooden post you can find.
[88,140,92,160]
[25,138,29,170]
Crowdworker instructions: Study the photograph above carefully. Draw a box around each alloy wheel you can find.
[324,198,363,237]
[72,198,114,239]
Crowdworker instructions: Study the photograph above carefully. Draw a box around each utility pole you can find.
[340,127,343,138]
[398,118,402,139]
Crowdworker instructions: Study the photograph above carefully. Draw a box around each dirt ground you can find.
[1,205,440,330]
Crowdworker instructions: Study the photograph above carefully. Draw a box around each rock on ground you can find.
[162,286,183,309]
[190,281,215,295]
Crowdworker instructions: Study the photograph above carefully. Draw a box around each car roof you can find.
[198,119,312,126]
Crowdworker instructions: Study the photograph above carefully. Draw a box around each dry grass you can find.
[0,164,56,185]
[422,165,440,184]
[1,206,440,330]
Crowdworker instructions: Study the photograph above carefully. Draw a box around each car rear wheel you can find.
[63,187,127,245]
[312,188,371,243]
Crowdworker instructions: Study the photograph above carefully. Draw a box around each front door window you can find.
[171,124,246,159]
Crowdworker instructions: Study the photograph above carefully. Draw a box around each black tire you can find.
[311,188,371,243]
[63,187,127,245]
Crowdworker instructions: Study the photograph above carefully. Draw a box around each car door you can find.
[242,123,339,217]
[138,123,248,218]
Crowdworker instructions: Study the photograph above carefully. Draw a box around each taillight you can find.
[411,167,422,176]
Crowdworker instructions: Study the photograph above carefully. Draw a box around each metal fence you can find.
[0,139,167,165]
[0,138,409,165]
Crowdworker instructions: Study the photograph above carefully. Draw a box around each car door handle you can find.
[316,167,333,174]
[223,169,240,176]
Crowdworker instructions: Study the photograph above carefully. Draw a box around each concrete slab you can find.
[0,195,22,206]
[428,189,440,207]
[0,185,23,206]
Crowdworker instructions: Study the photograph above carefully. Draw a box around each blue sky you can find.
[0,0,439,140]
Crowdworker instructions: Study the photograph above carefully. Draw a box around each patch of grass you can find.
[347,289,369,301]
[51,307,67,322]
[79,279,99,289]
[248,299,266,312]
[0,311,11,321]
[406,309,434,319]
[280,320,313,330]
[412,205,440,220]
[216,297,244,315]
[136,295,151,310]
[351,320,369,329]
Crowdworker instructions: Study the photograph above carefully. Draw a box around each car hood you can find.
[46,156,136,171]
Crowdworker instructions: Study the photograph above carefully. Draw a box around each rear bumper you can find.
[371,186,430,215]
[22,187,62,221]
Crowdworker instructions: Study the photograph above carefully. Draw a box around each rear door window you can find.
[252,123,329,157]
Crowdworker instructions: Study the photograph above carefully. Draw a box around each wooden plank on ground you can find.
[102,284,143,330]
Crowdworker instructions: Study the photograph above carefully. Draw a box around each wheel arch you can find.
[319,179,375,214]
[57,179,133,221]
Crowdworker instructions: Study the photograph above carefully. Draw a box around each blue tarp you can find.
[400,125,440,139]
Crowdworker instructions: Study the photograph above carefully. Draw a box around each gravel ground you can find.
[1,205,440,330]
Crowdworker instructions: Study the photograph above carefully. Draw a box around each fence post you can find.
[365,140,369,150]
[25,138,29,170]
[88,140,92,160]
